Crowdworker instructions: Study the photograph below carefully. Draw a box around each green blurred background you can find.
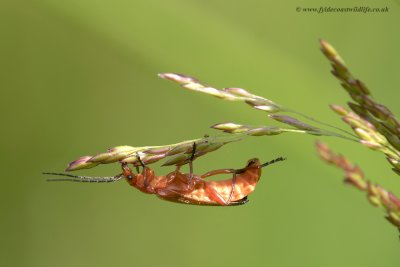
[1,0,399,266]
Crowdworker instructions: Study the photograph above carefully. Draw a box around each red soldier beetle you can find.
[45,143,285,206]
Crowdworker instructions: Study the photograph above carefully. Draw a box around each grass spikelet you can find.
[316,141,400,230]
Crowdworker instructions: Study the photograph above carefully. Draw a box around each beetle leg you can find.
[136,152,146,169]
[226,172,237,204]
[121,162,134,180]
[136,152,150,188]
[200,168,242,205]
[200,168,238,205]
[204,184,228,205]
[200,168,235,179]
[174,165,181,175]
[165,165,181,184]
[187,142,197,189]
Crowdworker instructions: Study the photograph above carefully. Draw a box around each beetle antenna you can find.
[260,157,286,168]
[43,172,124,183]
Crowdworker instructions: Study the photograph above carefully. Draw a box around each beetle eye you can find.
[128,175,133,180]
